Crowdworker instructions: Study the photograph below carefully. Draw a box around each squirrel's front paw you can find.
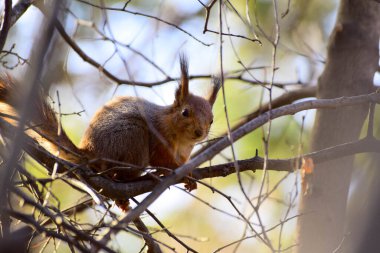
[184,175,197,191]
[115,199,130,212]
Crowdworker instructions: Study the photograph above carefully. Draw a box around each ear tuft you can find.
[175,54,189,104]
[208,76,222,106]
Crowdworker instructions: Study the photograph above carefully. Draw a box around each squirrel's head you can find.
[171,54,221,143]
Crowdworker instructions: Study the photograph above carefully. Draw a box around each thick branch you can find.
[84,137,380,199]
[3,113,379,200]
[195,137,380,177]
[1,114,379,201]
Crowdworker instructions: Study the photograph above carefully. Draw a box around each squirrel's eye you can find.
[181,108,189,117]
[210,119,214,125]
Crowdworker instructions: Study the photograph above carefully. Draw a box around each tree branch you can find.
[131,198,199,253]
[80,136,380,200]
[11,187,116,253]
[0,0,12,52]
[53,17,299,88]
[192,85,317,158]
[6,210,90,252]
[75,0,211,46]
[133,217,162,253]
[119,91,380,224]
[10,0,33,27]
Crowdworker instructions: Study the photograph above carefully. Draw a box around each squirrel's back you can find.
[79,96,168,178]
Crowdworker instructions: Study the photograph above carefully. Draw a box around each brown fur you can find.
[80,57,220,183]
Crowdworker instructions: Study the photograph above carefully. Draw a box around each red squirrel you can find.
[0,55,220,194]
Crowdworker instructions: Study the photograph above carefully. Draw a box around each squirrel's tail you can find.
[0,74,84,166]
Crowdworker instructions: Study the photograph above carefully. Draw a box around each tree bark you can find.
[296,1,380,252]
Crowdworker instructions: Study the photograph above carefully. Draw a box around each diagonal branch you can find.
[54,19,160,86]
[0,0,34,52]
[192,85,317,158]
[119,91,380,224]
[0,0,12,52]
[9,0,33,27]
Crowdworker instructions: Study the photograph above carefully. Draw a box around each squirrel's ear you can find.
[208,76,222,106]
[175,54,189,104]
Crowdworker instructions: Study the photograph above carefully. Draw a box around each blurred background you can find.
[2,0,378,252]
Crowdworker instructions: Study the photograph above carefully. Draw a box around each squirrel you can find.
[0,55,221,200]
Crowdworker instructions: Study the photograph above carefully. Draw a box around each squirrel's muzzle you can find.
[194,129,203,138]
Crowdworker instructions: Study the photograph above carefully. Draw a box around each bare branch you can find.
[133,218,162,253]
[213,214,301,253]
[11,187,116,253]
[76,0,211,46]
[118,91,380,224]
[0,0,12,52]
[193,86,316,157]
[203,29,260,43]
[0,0,59,231]
[132,200,198,253]
[0,43,29,69]
[203,0,217,33]
[6,210,89,252]
[10,0,33,27]
[54,19,160,86]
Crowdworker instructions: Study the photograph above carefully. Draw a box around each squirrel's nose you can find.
[194,129,203,138]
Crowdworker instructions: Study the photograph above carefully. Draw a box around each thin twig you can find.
[218,0,271,248]
[213,214,301,252]
[131,198,199,253]
[76,0,211,46]
[7,210,90,252]
[11,187,116,253]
